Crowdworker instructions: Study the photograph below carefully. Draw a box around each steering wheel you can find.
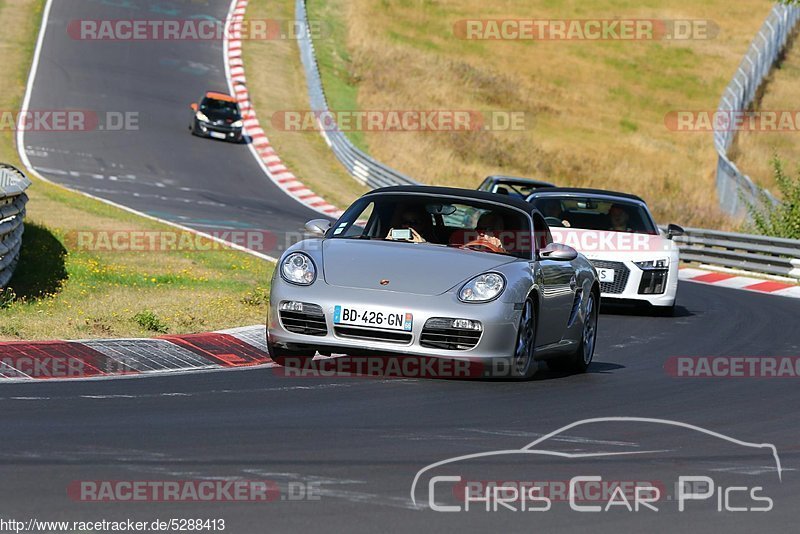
[545,216,565,227]
[460,238,506,254]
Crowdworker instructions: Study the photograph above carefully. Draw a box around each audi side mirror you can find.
[666,223,685,240]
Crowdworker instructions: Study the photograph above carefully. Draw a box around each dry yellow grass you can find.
[243,0,368,208]
[308,0,786,229]
[731,31,800,194]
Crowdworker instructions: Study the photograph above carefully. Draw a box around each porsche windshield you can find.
[529,196,658,235]
[330,194,533,258]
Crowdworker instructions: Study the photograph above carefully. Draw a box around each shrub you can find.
[132,310,168,334]
[743,155,800,239]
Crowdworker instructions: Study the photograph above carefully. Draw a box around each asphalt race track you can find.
[22,0,323,255]
[8,0,800,532]
[2,282,799,532]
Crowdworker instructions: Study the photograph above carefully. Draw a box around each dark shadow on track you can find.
[6,222,68,301]
[601,303,693,318]
[531,361,625,381]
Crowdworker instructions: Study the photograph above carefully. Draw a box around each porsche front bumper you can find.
[267,278,525,365]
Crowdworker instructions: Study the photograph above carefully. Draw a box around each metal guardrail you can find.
[0,165,31,289]
[295,0,418,189]
[673,227,800,279]
[714,3,800,216]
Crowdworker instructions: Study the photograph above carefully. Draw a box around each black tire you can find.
[506,298,537,380]
[547,291,598,373]
[267,338,314,367]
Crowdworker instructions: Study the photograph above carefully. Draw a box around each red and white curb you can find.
[680,267,800,299]
[225,0,343,219]
[0,326,275,382]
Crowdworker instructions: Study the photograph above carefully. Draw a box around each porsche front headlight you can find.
[281,252,316,285]
[459,273,506,303]
[231,119,244,128]
[195,111,209,122]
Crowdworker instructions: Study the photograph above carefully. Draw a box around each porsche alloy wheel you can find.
[548,290,598,374]
[511,299,536,379]
[580,292,598,368]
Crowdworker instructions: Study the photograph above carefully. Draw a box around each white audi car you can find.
[527,188,684,315]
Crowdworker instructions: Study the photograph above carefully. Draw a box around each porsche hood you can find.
[320,239,517,296]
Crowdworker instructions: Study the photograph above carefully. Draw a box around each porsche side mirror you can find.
[305,219,331,236]
[539,242,578,261]
[190,103,198,112]
[666,223,685,240]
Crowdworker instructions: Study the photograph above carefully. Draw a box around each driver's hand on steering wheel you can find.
[478,233,506,252]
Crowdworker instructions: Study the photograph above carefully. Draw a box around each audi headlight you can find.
[281,252,316,285]
[634,258,669,270]
[231,119,244,128]
[195,111,209,122]
[459,273,505,303]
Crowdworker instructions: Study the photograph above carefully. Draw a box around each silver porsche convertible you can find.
[267,186,599,379]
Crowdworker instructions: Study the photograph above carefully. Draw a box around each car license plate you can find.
[597,268,615,283]
[209,131,226,140]
[334,305,413,331]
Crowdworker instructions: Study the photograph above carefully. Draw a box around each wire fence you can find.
[714,3,800,216]
[0,165,31,289]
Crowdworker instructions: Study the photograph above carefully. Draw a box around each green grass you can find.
[307,0,369,151]
[2,179,274,340]
[242,0,368,208]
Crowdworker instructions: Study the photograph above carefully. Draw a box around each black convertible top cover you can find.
[368,185,538,215]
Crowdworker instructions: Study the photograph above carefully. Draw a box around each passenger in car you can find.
[540,199,571,227]
[386,205,434,242]
[608,204,633,232]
